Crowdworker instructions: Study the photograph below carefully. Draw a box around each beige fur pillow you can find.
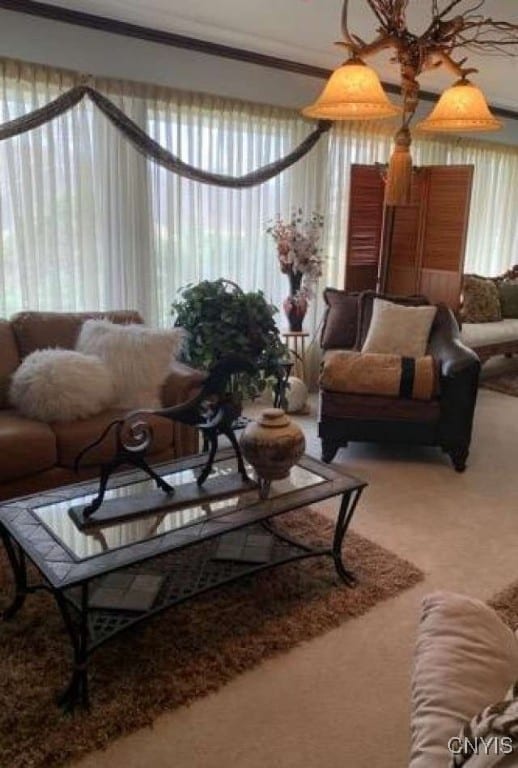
[76,320,185,409]
[362,298,437,358]
[9,349,115,422]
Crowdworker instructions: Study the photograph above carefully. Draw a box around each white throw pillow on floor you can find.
[9,348,115,422]
[76,319,185,409]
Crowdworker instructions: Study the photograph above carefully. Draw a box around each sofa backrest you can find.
[0,320,21,409]
[9,310,143,360]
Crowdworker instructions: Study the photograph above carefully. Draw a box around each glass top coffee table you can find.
[0,449,366,711]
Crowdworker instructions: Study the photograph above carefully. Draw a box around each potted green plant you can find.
[171,279,288,402]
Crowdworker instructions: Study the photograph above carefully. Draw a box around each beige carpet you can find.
[0,510,422,768]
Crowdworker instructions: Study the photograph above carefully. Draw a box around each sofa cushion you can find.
[9,349,115,422]
[461,276,502,323]
[361,298,437,358]
[460,320,518,349]
[10,310,143,359]
[410,592,518,768]
[320,289,360,350]
[498,283,518,319]
[0,410,57,482]
[0,320,20,409]
[52,409,174,469]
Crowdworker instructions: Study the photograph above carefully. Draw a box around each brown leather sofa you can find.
[319,290,481,472]
[0,310,205,501]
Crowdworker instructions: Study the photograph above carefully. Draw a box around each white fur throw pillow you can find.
[9,349,115,423]
[76,320,185,409]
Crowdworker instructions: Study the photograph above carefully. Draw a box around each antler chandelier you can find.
[303,0,518,205]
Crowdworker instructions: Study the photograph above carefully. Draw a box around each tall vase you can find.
[283,271,307,332]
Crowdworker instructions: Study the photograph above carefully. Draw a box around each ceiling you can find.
[33,0,518,109]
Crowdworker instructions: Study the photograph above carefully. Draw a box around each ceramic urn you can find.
[240,408,306,496]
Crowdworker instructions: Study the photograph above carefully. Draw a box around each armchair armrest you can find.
[428,307,480,470]
[160,361,207,457]
[428,306,480,378]
[161,361,207,408]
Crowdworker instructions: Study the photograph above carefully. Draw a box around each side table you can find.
[282,331,309,383]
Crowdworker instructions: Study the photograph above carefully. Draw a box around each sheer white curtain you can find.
[0,59,328,329]
[1,57,518,333]
[0,60,153,319]
[143,89,328,326]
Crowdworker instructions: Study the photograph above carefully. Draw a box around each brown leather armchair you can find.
[318,291,481,472]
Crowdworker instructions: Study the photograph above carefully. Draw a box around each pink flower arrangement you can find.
[266,209,324,300]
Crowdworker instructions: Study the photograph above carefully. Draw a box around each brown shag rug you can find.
[0,509,423,768]
[489,579,518,629]
[481,371,518,397]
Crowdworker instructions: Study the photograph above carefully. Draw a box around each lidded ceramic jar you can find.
[240,408,306,497]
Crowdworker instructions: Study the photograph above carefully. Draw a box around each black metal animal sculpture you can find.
[74,354,257,519]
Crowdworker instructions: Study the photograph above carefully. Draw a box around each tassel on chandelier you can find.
[385,127,413,206]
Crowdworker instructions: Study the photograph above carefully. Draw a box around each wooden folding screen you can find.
[345,164,473,310]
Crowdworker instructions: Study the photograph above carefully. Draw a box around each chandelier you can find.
[303,0,518,205]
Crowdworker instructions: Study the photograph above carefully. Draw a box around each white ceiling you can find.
[37,0,518,110]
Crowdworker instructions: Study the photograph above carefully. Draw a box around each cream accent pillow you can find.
[76,320,185,409]
[9,349,115,422]
[410,592,518,768]
[362,298,437,358]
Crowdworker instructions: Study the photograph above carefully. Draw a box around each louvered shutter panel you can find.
[345,164,472,309]
[345,165,384,291]
[418,166,473,309]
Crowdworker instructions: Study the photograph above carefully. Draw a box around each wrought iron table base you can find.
[0,487,363,711]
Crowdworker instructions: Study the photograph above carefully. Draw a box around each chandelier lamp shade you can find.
[302,58,400,120]
[302,0,517,206]
[416,79,502,134]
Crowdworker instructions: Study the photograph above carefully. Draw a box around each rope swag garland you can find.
[0,85,331,188]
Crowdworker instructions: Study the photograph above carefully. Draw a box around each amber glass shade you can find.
[302,59,401,120]
[417,79,501,133]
